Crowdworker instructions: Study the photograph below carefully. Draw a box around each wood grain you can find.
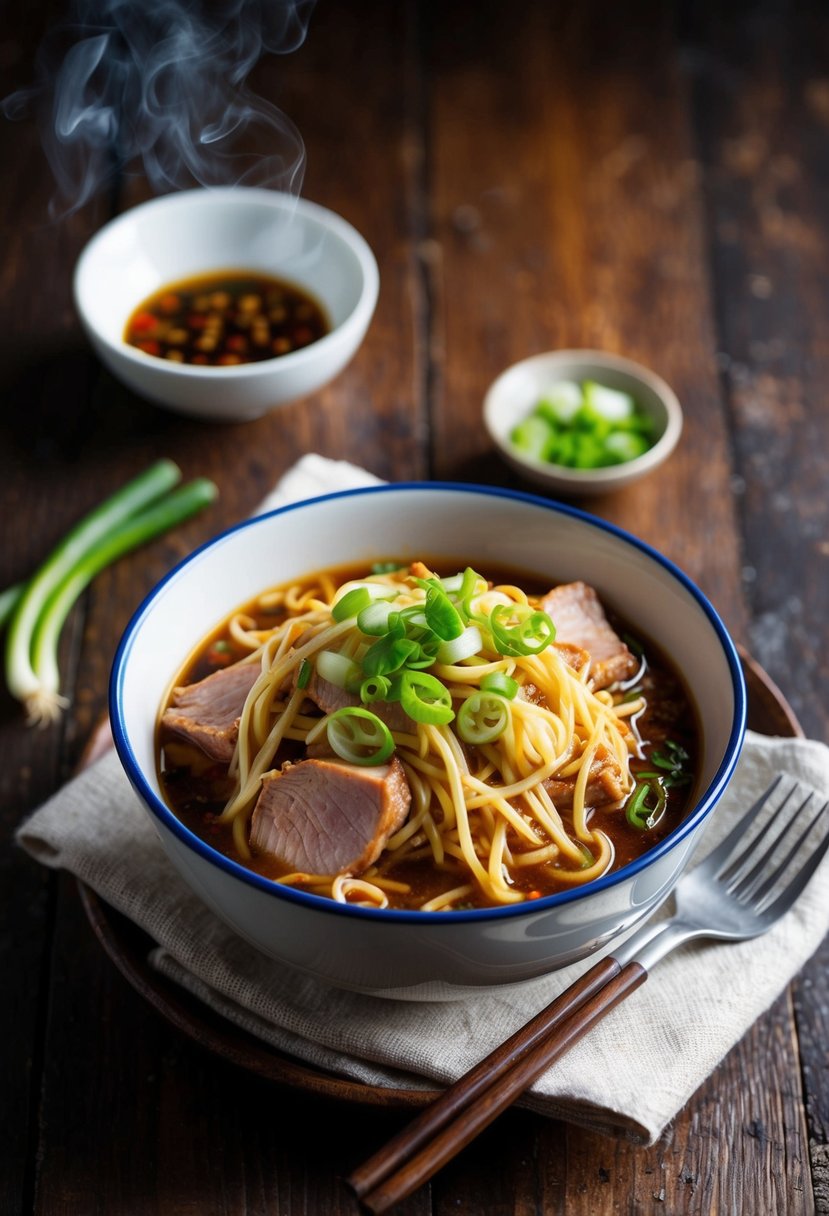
[0,0,826,1213]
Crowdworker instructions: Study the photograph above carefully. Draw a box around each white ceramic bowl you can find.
[110,484,745,999]
[484,350,683,496]
[74,188,379,422]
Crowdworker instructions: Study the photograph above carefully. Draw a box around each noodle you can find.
[159,563,686,912]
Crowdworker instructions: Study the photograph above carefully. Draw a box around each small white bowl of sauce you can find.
[74,188,379,422]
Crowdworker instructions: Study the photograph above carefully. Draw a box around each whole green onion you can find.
[5,459,207,726]
[0,583,23,632]
[29,479,218,714]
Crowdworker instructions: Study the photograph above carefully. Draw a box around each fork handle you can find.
[353,959,648,1214]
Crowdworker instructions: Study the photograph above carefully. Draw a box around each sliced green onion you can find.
[332,583,397,621]
[315,649,362,689]
[438,572,464,593]
[5,460,211,726]
[489,604,556,656]
[480,671,519,699]
[326,707,394,766]
[456,691,510,744]
[331,587,373,622]
[296,658,312,690]
[626,779,667,830]
[436,624,483,665]
[398,604,429,630]
[370,561,404,574]
[398,670,454,725]
[359,674,391,703]
[423,583,464,641]
[357,601,399,636]
[362,633,419,677]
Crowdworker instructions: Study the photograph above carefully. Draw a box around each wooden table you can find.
[2,2,828,1212]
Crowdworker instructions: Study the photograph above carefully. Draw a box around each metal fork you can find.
[612,774,829,972]
[348,777,829,1213]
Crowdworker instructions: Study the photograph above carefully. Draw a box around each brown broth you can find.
[124,269,330,366]
[157,561,701,908]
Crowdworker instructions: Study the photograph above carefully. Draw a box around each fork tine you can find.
[759,803,829,918]
[728,789,814,899]
[743,802,826,909]
[701,775,786,876]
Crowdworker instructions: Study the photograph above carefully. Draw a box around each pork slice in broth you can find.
[250,755,412,876]
[301,668,414,734]
[541,582,639,691]
[544,742,628,810]
[160,660,259,762]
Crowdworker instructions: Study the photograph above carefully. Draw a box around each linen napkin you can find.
[15,456,829,1144]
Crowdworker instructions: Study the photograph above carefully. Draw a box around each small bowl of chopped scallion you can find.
[484,350,683,496]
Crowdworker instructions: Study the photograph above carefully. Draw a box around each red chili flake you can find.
[130,312,157,334]
[206,645,233,667]
[226,334,249,353]
[136,340,161,356]
[192,354,209,365]
[218,353,242,365]
[187,313,207,330]
[159,293,182,314]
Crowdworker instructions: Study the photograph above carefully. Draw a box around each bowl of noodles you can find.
[110,483,746,998]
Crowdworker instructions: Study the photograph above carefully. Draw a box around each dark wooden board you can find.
[1,1,827,1213]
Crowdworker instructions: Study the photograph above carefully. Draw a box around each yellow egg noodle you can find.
[214,566,643,909]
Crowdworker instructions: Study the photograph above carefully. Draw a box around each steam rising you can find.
[4,0,316,213]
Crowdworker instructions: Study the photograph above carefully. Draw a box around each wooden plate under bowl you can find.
[77,649,802,1109]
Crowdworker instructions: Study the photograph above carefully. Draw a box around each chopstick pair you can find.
[345,955,647,1213]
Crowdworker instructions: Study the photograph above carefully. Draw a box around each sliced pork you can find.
[300,668,414,734]
[544,743,628,809]
[541,581,639,690]
[160,660,259,762]
[250,755,412,876]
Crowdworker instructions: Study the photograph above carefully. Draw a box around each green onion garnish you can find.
[332,587,373,622]
[315,649,362,690]
[326,706,395,766]
[510,380,656,470]
[626,779,667,830]
[398,670,455,725]
[362,633,419,677]
[480,671,519,699]
[359,674,391,703]
[489,604,556,657]
[436,624,483,665]
[420,580,465,641]
[456,691,510,744]
[296,658,312,690]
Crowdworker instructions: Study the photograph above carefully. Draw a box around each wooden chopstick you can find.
[346,956,647,1212]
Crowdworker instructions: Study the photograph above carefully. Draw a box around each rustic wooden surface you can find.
[1,1,828,1212]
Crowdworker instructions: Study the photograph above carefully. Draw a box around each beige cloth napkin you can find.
[15,456,829,1144]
